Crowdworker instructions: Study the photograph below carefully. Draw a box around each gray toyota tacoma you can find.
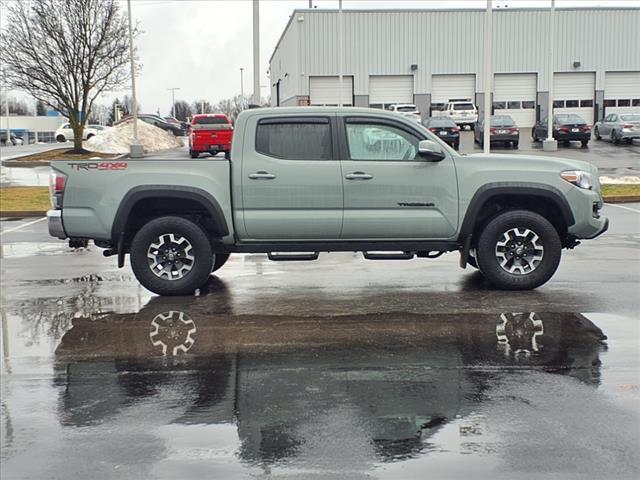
[48,107,608,295]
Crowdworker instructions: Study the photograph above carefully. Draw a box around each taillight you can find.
[428,127,438,132]
[508,127,519,133]
[49,170,67,209]
[558,127,569,133]
[490,128,497,133]
[622,124,633,129]
[582,125,591,131]
[452,127,460,132]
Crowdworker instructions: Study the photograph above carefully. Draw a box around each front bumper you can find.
[47,210,67,239]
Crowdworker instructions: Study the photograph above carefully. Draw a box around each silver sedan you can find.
[594,112,640,144]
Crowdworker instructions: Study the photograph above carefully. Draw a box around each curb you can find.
[2,160,50,167]
[603,196,640,204]
[0,210,47,218]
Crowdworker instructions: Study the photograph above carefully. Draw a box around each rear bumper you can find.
[47,210,67,239]
[490,133,519,142]
[555,132,590,141]
[620,131,640,140]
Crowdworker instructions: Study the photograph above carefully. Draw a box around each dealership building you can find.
[268,6,640,127]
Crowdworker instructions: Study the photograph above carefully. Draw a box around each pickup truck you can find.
[189,113,233,159]
[47,107,608,296]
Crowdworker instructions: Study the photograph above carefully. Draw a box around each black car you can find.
[0,131,22,146]
[422,117,460,149]
[118,114,186,136]
[532,114,591,147]
[474,115,520,148]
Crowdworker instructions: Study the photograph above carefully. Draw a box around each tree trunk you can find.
[72,124,84,153]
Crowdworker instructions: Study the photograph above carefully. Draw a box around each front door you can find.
[339,117,459,240]
[241,115,343,240]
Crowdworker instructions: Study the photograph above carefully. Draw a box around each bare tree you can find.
[215,95,249,123]
[172,100,192,122]
[191,99,214,115]
[36,99,48,116]
[0,0,138,152]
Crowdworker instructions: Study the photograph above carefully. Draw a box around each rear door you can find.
[339,116,458,240]
[240,115,343,240]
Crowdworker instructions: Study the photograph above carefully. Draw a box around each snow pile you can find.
[599,175,640,184]
[85,119,183,154]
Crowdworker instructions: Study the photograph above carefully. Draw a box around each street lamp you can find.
[240,67,244,100]
[126,0,143,158]
[167,87,180,118]
[543,0,558,151]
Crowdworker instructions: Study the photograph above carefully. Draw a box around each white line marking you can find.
[0,217,46,236]
[605,203,640,214]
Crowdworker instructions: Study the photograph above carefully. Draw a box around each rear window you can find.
[396,106,417,112]
[452,103,474,111]
[620,114,640,121]
[555,114,586,125]
[193,116,228,125]
[427,118,456,127]
[491,117,515,127]
[255,119,331,160]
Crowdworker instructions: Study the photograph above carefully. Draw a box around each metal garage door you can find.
[309,76,353,106]
[431,74,476,108]
[493,73,537,128]
[368,75,414,107]
[553,72,595,124]
[604,71,640,115]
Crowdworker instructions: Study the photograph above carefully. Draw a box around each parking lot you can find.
[1,199,639,479]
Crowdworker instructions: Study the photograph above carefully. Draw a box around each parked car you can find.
[438,100,478,129]
[48,106,608,296]
[164,116,190,131]
[594,112,640,144]
[422,116,460,149]
[474,115,520,148]
[532,114,591,147]
[189,114,233,159]
[117,114,186,136]
[55,123,100,142]
[388,104,420,115]
[0,131,23,146]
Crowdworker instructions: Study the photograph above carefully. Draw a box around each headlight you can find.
[561,170,592,190]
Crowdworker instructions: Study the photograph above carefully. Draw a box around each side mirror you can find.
[418,139,446,162]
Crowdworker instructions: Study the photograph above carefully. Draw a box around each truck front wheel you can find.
[130,216,214,296]
[475,210,561,290]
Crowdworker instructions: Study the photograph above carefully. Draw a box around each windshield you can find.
[193,116,228,125]
[427,118,456,127]
[396,105,417,112]
[620,114,640,121]
[453,103,474,111]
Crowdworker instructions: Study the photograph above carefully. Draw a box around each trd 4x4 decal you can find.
[67,162,128,171]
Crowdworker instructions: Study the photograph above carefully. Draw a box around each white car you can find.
[438,100,478,129]
[55,123,108,142]
[388,104,420,116]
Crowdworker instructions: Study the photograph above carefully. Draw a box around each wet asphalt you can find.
[1,203,639,479]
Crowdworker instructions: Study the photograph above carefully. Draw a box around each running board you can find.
[363,251,415,260]
[267,252,319,261]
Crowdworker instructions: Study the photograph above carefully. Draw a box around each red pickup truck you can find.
[189,114,233,158]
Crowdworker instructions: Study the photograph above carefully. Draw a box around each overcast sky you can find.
[2,0,638,116]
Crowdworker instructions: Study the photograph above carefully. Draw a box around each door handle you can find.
[345,172,373,180]
[248,171,276,180]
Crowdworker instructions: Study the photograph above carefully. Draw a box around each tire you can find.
[224,151,231,160]
[612,130,620,145]
[86,134,94,140]
[190,150,198,159]
[454,142,460,151]
[56,134,66,142]
[212,253,230,273]
[130,216,214,296]
[512,141,519,149]
[594,127,601,140]
[475,210,561,290]
[581,140,589,148]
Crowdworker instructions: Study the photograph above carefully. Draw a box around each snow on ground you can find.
[84,119,183,154]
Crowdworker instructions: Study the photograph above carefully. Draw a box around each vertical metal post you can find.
[543,0,558,151]
[167,87,180,117]
[240,67,244,100]
[483,0,492,154]
[126,0,139,148]
[252,0,260,106]
[338,0,343,107]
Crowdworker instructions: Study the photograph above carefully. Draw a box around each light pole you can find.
[483,0,492,154]
[252,0,260,106]
[338,0,343,107]
[543,0,558,151]
[126,0,142,158]
[167,87,180,118]
[240,67,244,101]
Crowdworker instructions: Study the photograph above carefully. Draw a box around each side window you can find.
[255,119,331,160]
[611,114,618,122]
[345,122,420,161]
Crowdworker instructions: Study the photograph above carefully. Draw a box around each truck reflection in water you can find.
[54,280,607,467]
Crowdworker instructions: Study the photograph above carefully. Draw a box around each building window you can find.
[632,99,640,107]
[580,99,593,107]
[492,101,506,109]
[255,119,332,160]
[507,101,521,109]
[38,132,55,143]
[430,103,445,112]
[553,100,564,108]
[617,99,631,107]
[565,100,579,108]
[522,101,535,109]
[603,99,616,107]
[345,122,419,161]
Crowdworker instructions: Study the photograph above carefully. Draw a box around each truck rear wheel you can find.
[130,216,213,296]
[475,210,561,290]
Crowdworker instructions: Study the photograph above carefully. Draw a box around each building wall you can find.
[269,7,640,111]
[0,115,67,142]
